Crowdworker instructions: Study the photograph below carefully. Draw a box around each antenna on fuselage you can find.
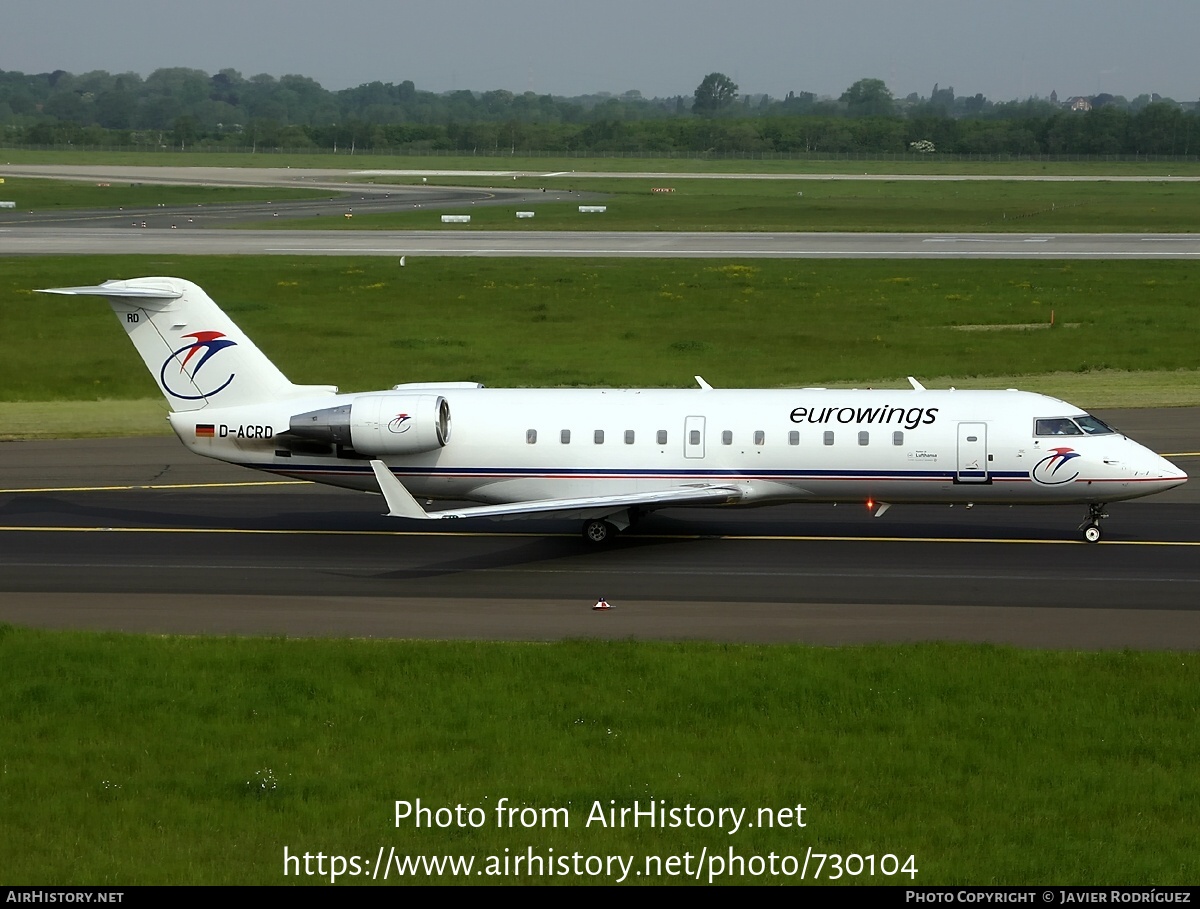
[695,376,713,390]
[907,376,927,391]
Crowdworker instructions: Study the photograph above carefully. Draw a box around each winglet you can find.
[907,376,926,391]
[369,460,433,519]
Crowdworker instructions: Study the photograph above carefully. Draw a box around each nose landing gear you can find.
[1079,503,1109,543]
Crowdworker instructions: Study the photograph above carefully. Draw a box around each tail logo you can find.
[160,331,238,400]
[1032,447,1082,486]
[388,413,412,433]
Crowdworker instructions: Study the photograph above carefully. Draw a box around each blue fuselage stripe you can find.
[251,462,1029,481]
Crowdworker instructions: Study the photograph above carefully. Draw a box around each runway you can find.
[1,410,1196,646]
[5,227,1200,258]
[3,164,1200,258]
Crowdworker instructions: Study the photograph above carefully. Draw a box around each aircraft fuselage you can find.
[168,386,1186,509]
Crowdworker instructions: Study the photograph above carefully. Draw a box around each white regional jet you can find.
[42,277,1187,543]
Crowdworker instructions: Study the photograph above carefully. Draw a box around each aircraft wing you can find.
[369,460,744,521]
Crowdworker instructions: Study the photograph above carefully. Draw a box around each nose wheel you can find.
[1079,503,1108,543]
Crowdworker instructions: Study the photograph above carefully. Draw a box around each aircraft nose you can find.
[1128,438,1188,489]
[1155,455,1188,488]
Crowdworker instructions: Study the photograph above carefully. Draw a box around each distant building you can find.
[1067,96,1092,112]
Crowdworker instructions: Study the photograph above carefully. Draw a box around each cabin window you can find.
[823,431,835,446]
[893,431,903,446]
[594,429,605,444]
[754,430,765,446]
[657,430,668,445]
[1035,418,1083,437]
[624,430,635,444]
[788,431,799,446]
[689,430,701,445]
[721,430,733,445]
[858,431,869,446]
[526,429,537,444]
[560,429,571,444]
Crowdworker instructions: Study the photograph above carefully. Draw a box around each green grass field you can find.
[264,175,1200,233]
[2,627,1196,885]
[0,176,328,211]
[2,256,1198,435]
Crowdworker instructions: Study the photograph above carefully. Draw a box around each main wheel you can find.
[582,519,613,544]
[1083,523,1102,543]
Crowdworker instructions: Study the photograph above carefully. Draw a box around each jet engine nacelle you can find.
[288,394,450,455]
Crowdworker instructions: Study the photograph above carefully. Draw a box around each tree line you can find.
[1,67,1197,157]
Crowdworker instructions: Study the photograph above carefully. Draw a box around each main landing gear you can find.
[581,509,638,544]
[1079,503,1109,543]
[583,519,615,544]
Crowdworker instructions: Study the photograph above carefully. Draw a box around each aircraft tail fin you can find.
[39,277,333,412]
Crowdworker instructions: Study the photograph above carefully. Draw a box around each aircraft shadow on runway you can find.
[1,489,1186,542]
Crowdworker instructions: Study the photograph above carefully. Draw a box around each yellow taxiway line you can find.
[0,480,310,494]
[0,525,1197,546]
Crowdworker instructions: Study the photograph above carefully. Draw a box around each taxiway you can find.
[1,412,1196,646]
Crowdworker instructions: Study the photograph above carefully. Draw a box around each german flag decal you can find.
[196,424,215,438]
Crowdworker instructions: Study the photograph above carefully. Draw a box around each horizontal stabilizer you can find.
[369,460,743,521]
[39,281,184,301]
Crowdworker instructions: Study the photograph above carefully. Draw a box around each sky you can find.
[3,0,1198,103]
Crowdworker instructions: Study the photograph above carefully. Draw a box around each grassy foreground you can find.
[1,626,1196,885]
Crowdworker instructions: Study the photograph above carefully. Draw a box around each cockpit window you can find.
[1036,415,1117,437]
[1075,415,1116,435]
[1035,418,1084,436]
